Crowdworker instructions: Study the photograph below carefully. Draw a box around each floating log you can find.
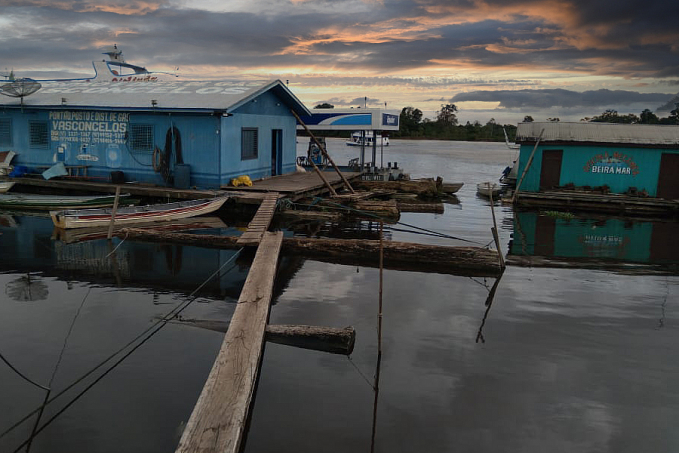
[355,179,439,197]
[279,210,342,222]
[118,229,502,277]
[351,199,400,219]
[167,319,356,355]
[396,200,444,213]
[266,325,355,355]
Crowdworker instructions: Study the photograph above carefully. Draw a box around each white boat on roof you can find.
[346,131,389,147]
[51,196,229,229]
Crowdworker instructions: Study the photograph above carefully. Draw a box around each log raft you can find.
[118,228,503,277]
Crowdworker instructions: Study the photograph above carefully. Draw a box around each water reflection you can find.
[509,210,679,272]
[5,273,49,302]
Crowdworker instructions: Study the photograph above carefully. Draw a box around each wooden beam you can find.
[176,231,283,453]
[118,228,503,277]
[511,128,544,204]
[292,109,355,194]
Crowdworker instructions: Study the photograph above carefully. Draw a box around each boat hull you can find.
[51,196,229,229]
[0,193,131,210]
[0,181,15,193]
[477,183,501,198]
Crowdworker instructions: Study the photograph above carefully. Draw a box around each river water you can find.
[0,139,678,452]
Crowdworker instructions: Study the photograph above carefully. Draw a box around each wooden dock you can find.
[224,171,361,201]
[237,192,279,246]
[176,231,283,453]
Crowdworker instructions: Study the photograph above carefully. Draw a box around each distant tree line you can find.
[302,102,679,142]
[395,104,516,142]
[582,107,679,124]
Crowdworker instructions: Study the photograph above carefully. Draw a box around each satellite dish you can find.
[0,78,42,98]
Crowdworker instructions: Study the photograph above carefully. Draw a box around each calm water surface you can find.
[0,139,677,452]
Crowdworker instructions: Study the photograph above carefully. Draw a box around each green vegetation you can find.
[304,102,679,141]
[582,106,679,124]
[394,104,516,142]
[542,211,576,220]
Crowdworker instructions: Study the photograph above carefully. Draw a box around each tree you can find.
[669,104,679,124]
[639,109,659,124]
[523,115,534,122]
[547,117,560,122]
[399,107,423,136]
[436,104,458,126]
[314,103,334,109]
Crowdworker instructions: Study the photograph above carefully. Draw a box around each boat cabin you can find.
[515,122,679,199]
[0,53,310,189]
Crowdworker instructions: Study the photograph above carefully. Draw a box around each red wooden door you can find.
[540,149,563,190]
[656,153,679,200]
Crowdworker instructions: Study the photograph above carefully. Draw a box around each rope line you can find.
[289,198,483,245]
[2,248,244,447]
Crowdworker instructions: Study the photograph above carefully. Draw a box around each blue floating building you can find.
[0,59,310,189]
[514,122,679,199]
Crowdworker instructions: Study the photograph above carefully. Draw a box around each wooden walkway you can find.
[237,192,279,246]
[224,171,361,201]
[176,231,283,453]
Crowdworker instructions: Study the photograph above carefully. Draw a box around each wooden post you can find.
[511,128,544,204]
[487,185,505,269]
[176,232,283,453]
[107,186,121,240]
[291,109,355,194]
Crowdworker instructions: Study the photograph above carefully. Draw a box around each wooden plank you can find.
[176,232,283,453]
[237,192,279,246]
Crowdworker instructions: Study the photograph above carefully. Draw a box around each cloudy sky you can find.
[2,0,679,124]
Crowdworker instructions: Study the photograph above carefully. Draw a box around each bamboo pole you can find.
[487,184,505,269]
[291,109,355,194]
[106,186,121,240]
[511,128,544,204]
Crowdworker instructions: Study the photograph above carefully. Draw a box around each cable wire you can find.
[2,248,243,446]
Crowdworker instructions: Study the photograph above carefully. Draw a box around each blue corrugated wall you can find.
[221,91,297,185]
[0,87,299,189]
[516,144,679,196]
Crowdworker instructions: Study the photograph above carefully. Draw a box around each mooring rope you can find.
[291,197,484,245]
[2,248,244,449]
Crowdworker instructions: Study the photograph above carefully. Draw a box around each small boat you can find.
[53,216,228,243]
[477,182,501,199]
[0,181,15,193]
[51,196,229,229]
[346,131,389,147]
[0,192,132,210]
[441,182,464,194]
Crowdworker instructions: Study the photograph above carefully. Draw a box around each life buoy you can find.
[152,146,163,172]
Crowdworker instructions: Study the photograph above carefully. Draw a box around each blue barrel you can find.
[174,164,191,189]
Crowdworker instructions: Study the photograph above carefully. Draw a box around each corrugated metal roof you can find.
[516,122,679,146]
[0,79,311,115]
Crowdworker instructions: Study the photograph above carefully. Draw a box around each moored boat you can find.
[0,192,132,210]
[0,181,15,193]
[477,182,501,199]
[51,196,229,229]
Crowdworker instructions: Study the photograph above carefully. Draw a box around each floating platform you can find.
[513,190,679,217]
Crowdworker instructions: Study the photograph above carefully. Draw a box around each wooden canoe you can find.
[0,192,132,210]
[477,182,501,198]
[50,196,230,229]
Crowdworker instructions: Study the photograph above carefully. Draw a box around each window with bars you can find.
[0,118,11,147]
[241,127,258,160]
[129,124,154,153]
[29,121,49,148]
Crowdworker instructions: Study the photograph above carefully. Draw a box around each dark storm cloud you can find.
[1,0,677,78]
[450,89,674,109]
